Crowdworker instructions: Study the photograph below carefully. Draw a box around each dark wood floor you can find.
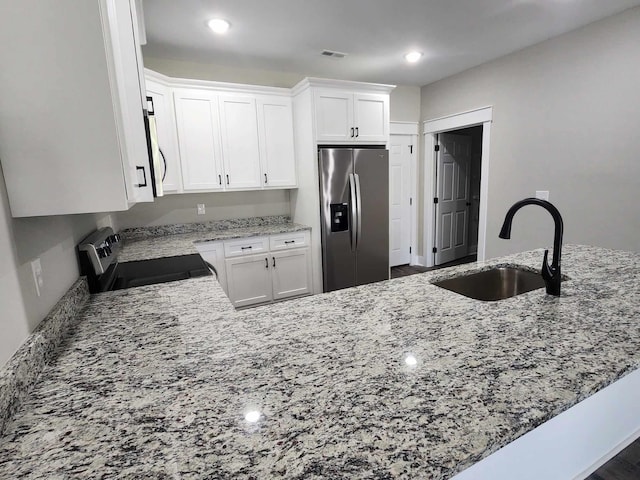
[585,437,640,479]
[390,254,477,279]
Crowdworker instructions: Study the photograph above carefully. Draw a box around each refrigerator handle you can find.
[354,173,363,249]
[348,173,357,252]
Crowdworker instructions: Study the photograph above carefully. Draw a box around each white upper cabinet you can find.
[145,77,182,193]
[353,93,389,142]
[173,88,224,192]
[0,0,153,217]
[313,87,390,144]
[314,90,354,142]
[257,96,298,188]
[153,71,297,194]
[218,95,262,189]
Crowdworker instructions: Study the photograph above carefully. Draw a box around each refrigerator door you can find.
[354,149,390,285]
[319,148,356,292]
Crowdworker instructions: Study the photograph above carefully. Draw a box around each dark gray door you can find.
[319,149,356,292]
[354,149,389,285]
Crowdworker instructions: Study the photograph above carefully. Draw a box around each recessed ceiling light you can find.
[404,51,423,63]
[208,18,230,34]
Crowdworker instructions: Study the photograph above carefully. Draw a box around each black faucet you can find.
[498,198,564,296]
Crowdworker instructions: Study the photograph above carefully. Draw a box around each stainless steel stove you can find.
[78,227,212,293]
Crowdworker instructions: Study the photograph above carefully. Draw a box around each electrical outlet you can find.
[31,258,43,297]
[197,204,205,215]
[535,190,550,201]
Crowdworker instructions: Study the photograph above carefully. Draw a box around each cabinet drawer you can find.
[224,236,269,257]
[270,231,310,251]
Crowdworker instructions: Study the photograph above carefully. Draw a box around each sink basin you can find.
[432,266,546,301]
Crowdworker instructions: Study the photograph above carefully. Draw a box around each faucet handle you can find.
[541,249,553,280]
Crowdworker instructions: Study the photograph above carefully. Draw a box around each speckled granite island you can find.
[0,244,639,479]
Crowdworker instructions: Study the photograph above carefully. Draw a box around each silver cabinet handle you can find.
[159,148,167,181]
[355,127,359,137]
[241,246,252,250]
[264,173,268,184]
[284,240,295,244]
[226,175,230,185]
[348,173,357,252]
[272,256,276,267]
[265,257,268,269]
[354,173,362,249]
[350,127,354,138]
[218,174,222,185]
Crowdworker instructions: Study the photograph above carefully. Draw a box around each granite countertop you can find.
[118,222,310,262]
[0,245,639,479]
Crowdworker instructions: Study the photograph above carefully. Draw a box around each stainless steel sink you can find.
[432,266,546,301]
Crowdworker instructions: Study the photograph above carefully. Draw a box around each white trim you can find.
[423,107,493,267]
[144,68,292,97]
[452,367,640,480]
[390,126,420,266]
[423,106,493,134]
[390,121,419,136]
[412,255,426,267]
[292,77,396,96]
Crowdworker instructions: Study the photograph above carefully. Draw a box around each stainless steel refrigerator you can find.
[319,148,389,292]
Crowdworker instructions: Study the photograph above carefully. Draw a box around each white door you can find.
[314,90,353,142]
[218,95,262,189]
[435,133,471,265]
[389,135,413,266]
[256,96,297,188]
[225,254,273,308]
[173,89,224,191]
[271,249,312,300]
[353,93,388,143]
[146,79,182,193]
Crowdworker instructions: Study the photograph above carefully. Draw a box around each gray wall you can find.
[420,7,640,259]
[116,190,291,228]
[0,166,100,367]
[144,56,421,123]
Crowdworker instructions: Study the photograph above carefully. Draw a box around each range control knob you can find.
[104,245,112,256]
[96,247,107,258]
[109,234,121,244]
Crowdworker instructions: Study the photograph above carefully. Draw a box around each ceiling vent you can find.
[321,50,347,58]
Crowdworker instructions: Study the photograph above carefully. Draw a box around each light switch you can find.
[535,190,550,201]
[197,204,206,215]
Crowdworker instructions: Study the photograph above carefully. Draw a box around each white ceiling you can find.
[141,0,640,86]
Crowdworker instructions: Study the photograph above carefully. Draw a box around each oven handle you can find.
[204,261,218,278]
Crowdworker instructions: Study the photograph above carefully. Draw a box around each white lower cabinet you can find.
[226,254,274,308]
[214,231,312,308]
[271,249,312,300]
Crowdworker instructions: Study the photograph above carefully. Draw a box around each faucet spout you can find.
[499,198,564,296]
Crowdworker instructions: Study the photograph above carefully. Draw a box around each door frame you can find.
[422,106,493,267]
[390,121,419,265]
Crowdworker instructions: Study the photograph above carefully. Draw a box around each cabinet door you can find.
[271,249,312,301]
[314,90,354,143]
[146,79,182,193]
[104,0,155,205]
[225,255,273,308]
[218,95,262,189]
[174,89,224,191]
[195,242,228,294]
[353,93,389,143]
[256,96,297,188]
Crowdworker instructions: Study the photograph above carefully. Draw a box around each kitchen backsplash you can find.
[120,215,292,241]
